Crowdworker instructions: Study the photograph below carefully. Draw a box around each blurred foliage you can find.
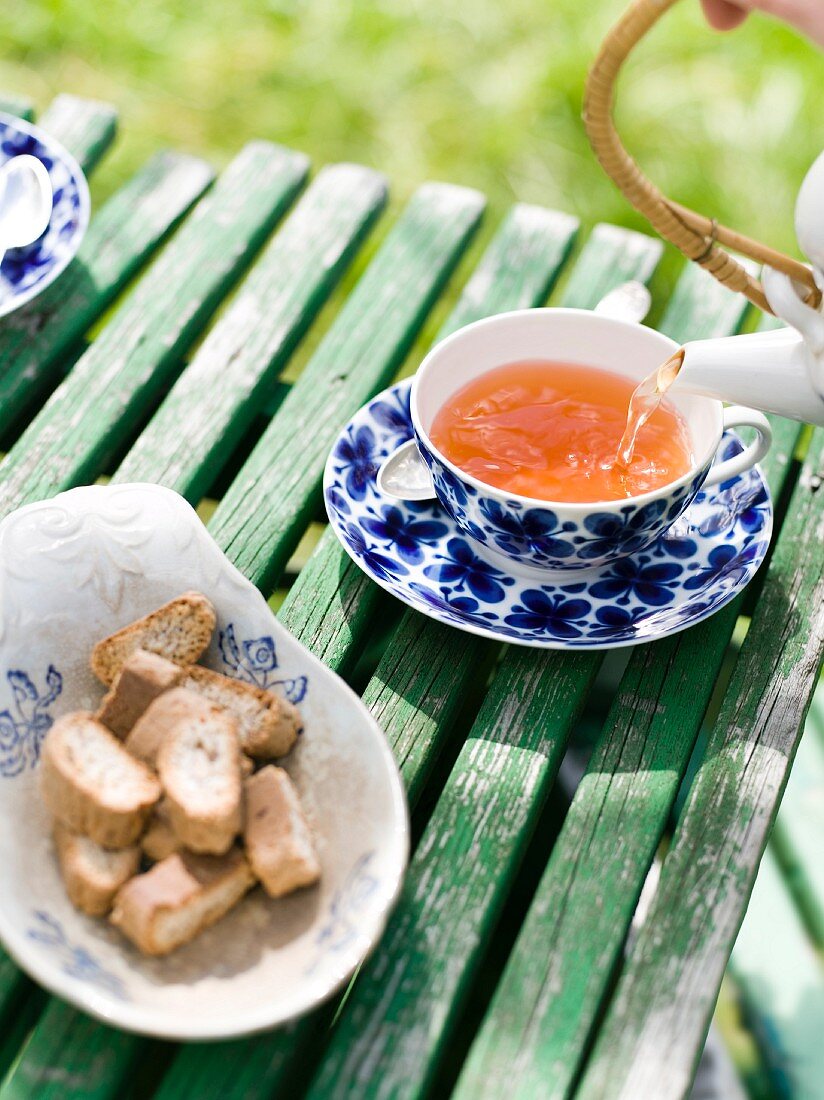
[1,0,820,253]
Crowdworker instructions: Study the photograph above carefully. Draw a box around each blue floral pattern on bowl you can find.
[305,850,379,976]
[418,433,710,571]
[28,911,127,1001]
[323,379,773,651]
[219,623,308,705]
[0,666,63,777]
[0,113,90,318]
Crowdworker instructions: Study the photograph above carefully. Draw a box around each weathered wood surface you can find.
[114,163,387,499]
[307,649,601,1100]
[0,999,142,1100]
[35,94,117,174]
[207,182,486,593]
[0,153,214,437]
[578,426,824,1099]
[0,142,307,519]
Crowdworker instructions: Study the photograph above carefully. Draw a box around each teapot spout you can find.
[672,326,824,427]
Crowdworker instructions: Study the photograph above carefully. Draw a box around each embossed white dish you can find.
[0,483,408,1040]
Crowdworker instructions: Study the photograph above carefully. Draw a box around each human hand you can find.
[701,0,824,47]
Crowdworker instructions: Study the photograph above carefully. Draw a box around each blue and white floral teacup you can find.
[403,309,772,575]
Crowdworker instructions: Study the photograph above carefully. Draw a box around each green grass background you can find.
[2,0,821,257]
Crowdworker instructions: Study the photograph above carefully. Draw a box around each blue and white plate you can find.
[0,113,90,318]
[324,380,773,650]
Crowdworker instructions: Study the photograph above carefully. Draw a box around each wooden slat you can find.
[152,203,579,1100]
[293,227,663,1099]
[113,163,387,499]
[37,95,117,173]
[451,279,789,1100]
[770,687,824,943]
[0,142,308,519]
[207,181,486,592]
[730,848,824,1099]
[0,152,215,436]
[0,1001,141,1100]
[2,178,487,1100]
[0,94,34,120]
[577,427,824,1099]
[307,650,601,1100]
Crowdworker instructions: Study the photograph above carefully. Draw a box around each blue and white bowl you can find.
[0,112,90,317]
[410,309,772,574]
[0,484,408,1040]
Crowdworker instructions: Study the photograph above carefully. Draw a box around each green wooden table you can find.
[0,93,821,1100]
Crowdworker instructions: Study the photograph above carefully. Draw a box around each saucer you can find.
[0,112,90,318]
[323,380,773,650]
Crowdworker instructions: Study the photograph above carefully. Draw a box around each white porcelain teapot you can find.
[671,151,824,426]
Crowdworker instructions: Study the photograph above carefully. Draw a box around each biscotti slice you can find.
[180,665,300,759]
[157,696,242,855]
[111,848,254,956]
[97,649,184,738]
[243,766,320,898]
[41,713,161,847]
[91,592,217,686]
[141,800,180,862]
[125,687,213,768]
[54,822,141,916]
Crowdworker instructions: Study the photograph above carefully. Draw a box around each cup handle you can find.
[702,406,772,489]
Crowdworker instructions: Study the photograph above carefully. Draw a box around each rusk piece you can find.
[180,665,300,758]
[243,766,320,898]
[96,649,183,738]
[91,592,216,686]
[125,687,216,768]
[111,848,254,956]
[157,696,242,854]
[141,800,181,862]
[41,713,161,847]
[54,822,141,916]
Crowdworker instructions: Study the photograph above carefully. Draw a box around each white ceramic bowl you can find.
[0,484,408,1040]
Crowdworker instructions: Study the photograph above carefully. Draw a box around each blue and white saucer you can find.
[323,380,773,651]
[0,113,90,318]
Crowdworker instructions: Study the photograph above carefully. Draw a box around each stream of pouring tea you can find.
[616,348,686,468]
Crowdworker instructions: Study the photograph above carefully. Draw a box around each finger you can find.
[700,0,751,30]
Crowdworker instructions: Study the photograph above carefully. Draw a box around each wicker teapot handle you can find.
[583,0,822,315]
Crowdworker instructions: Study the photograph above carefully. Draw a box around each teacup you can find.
[400,308,771,575]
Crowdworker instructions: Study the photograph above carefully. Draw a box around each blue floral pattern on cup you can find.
[418,435,711,571]
[323,379,773,650]
[0,114,89,315]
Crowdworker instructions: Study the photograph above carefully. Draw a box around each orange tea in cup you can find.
[428,359,693,504]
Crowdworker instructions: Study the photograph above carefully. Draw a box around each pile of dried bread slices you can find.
[40,592,320,956]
